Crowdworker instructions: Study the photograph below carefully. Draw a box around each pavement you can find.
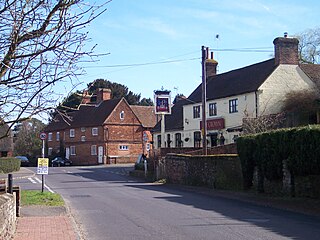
[0,168,80,240]
[1,167,320,240]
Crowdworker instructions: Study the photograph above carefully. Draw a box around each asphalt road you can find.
[16,165,320,240]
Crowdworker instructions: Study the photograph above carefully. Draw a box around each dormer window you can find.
[120,111,124,120]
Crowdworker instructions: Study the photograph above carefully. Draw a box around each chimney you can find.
[81,90,91,104]
[96,88,112,102]
[206,51,218,78]
[273,33,299,66]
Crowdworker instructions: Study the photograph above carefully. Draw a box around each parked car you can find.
[15,156,30,167]
[51,157,72,167]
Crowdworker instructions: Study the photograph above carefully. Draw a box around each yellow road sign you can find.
[37,158,49,174]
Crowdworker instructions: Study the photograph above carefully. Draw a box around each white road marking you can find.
[34,176,55,193]
[28,177,37,184]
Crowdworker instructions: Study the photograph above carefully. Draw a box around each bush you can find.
[237,125,320,188]
[0,157,21,173]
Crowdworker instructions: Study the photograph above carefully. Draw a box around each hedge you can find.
[237,125,320,188]
[0,157,21,173]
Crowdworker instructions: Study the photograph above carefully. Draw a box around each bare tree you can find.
[0,0,110,137]
[296,27,320,64]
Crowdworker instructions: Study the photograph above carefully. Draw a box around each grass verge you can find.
[21,190,64,206]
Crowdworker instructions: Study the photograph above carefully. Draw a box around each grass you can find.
[21,190,64,206]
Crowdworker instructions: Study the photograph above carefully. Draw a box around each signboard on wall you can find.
[200,118,225,130]
[154,90,171,114]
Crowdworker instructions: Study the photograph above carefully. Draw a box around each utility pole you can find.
[201,46,208,155]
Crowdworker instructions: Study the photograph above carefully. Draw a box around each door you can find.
[98,146,104,164]
[65,147,70,160]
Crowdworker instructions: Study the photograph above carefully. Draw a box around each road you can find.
[16,165,320,240]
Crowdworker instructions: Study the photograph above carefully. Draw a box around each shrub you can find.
[0,157,21,173]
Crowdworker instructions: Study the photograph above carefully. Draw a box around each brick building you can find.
[45,89,157,165]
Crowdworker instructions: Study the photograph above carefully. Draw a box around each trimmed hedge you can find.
[0,157,21,173]
[237,125,320,188]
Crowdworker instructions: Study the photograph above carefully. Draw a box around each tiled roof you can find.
[300,63,320,90]
[131,105,158,128]
[45,98,122,131]
[188,58,276,103]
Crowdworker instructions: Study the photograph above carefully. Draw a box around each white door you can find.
[65,147,70,160]
[98,146,103,164]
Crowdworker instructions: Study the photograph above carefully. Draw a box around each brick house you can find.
[153,35,320,149]
[45,89,157,165]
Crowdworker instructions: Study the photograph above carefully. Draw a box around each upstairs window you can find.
[92,127,98,136]
[70,129,75,138]
[81,136,86,142]
[81,127,86,132]
[56,132,60,141]
[193,106,201,118]
[229,99,238,113]
[120,111,124,120]
[209,103,217,116]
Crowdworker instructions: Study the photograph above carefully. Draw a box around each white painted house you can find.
[152,36,320,149]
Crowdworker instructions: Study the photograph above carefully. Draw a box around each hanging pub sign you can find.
[154,90,171,114]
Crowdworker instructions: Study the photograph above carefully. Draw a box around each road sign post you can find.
[38,132,48,192]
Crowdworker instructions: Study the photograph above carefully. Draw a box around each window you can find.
[48,132,53,141]
[167,134,171,148]
[56,132,60,141]
[120,111,124,120]
[193,106,201,118]
[209,103,217,116]
[70,146,76,155]
[91,145,97,155]
[48,148,53,156]
[92,127,98,136]
[157,135,161,148]
[229,99,238,113]
[119,145,129,150]
[81,127,86,132]
[194,131,201,148]
[81,136,86,142]
[175,133,182,148]
[70,129,75,138]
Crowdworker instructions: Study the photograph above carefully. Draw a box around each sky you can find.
[70,0,320,101]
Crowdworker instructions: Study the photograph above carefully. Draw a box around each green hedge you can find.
[237,125,320,188]
[0,157,21,173]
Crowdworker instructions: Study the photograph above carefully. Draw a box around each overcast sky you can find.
[72,0,320,100]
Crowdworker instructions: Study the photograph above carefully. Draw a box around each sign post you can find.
[38,132,48,192]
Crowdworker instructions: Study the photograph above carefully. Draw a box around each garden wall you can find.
[0,193,16,240]
[160,153,243,190]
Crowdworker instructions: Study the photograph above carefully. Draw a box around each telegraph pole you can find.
[201,46,208,155]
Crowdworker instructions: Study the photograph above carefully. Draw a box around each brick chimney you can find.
[273,34,299,66]
[206,51,218,78]
[81,90,91,104]
[96,88,112,102]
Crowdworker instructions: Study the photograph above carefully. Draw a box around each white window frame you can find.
[209,103,217,116]
[70,146,76,155]
[91,145,97,155]
[92,127,98,136]
[70,129,75,138]
[229,98,238,113]
[81,136,86,142]
[56,132,60,141]
[81,127,86,132]
[119,145,129,151]
[193,105,201,119]
[120,111,124,120]
[48,132,53,141]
